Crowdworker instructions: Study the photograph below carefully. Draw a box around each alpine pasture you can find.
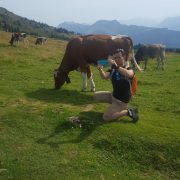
[0,31,179,179]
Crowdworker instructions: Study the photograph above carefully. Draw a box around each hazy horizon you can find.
[0,0,180,27]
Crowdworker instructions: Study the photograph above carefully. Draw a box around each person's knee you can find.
[103,113,112,121]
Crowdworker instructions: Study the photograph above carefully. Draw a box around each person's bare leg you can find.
[111,109,128,120]
[94,91,112,104]
[103,100,128,121]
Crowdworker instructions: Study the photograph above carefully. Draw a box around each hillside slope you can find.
[0,7,74,40]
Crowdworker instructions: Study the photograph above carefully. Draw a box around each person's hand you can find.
[97,64,103,70]
[108,58,116,65]
[111,64,119,70]
[108,58,118,69]
[108,58,114,65]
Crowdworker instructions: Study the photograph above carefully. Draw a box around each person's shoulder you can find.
[125,66,135,77]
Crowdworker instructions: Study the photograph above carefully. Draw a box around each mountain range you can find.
[58,18,180,48]
[0,6,180,48]
[158,16,180,31]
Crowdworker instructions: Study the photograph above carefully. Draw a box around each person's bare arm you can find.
[97,66,110,80]
[117,67,134,78]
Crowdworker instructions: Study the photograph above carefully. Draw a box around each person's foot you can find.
[128,108,139,123]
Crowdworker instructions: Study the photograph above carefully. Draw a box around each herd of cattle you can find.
[9,32,166,91]
[9,32,47,46]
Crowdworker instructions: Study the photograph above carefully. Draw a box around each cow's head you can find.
[134,51,141,64]
[135,46,146,64]
[54,69,71,89]
[131,50,142,70]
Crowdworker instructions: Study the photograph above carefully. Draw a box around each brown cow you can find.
[54,34,141,91]
[135,44,166,70]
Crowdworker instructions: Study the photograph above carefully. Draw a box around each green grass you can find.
[0,31,180,179]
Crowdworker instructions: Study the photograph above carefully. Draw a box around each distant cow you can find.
[135,44,166,70]
[54,34,141,91]
[9,32,27,46]
[35,37,47,45]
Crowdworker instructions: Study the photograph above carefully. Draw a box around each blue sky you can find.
[0,0,180,26]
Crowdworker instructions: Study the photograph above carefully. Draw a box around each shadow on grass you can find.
[36,111,134,148]
[25,88,93,105]
[36,111,104,148]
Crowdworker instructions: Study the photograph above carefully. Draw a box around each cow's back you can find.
[59,36,83,71]
[59,34,133,71]
[147,44,165,59]
[81,35,133,64]
[136,44,166,60]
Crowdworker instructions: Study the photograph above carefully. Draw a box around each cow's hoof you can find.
[91,88,96,92]
[81,89,86,92]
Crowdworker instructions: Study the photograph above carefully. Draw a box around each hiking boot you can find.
[128,108,139,123]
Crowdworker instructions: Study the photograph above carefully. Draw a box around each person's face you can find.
[113,52,124,66]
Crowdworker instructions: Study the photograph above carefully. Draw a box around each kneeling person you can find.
[94,49,139,123]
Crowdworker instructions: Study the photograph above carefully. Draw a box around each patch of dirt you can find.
[82,104,94,112]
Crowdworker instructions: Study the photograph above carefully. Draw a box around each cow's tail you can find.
[131,49,143,72]
[128,37,143,72]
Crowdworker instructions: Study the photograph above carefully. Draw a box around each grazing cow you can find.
[54,34,141,91]
[9,32,27,46]
[35,37,47,45]
[135,44,166,70]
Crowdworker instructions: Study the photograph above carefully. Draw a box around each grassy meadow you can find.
[0,31,180,180]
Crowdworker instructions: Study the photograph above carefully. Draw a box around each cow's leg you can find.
[24,39,29,46]
[22,38,25,45]
[9,35,14,45]
[156,57,160,70]
[14,40,17,46]
[81,72,87,91]
[81,72,95,92]
[160,55,165,70]
[161,58,165,70]
[89,73,95,92]
[162,51,166,70]
[86,65,95,92]
[144,59,148,70]
[16,39,19,45]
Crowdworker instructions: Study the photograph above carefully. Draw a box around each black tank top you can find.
[108,68,132,103]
